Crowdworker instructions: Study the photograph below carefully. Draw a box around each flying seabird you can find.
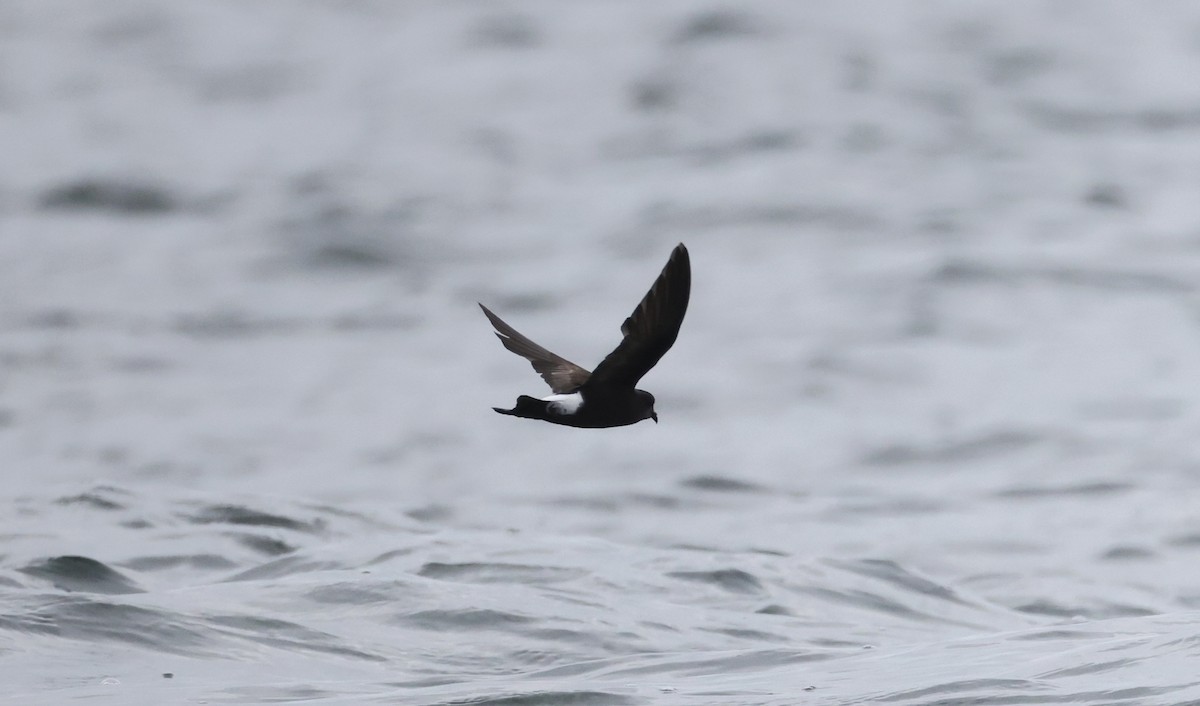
[480,243,691,428]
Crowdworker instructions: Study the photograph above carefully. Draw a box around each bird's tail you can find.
[492,395,548,419]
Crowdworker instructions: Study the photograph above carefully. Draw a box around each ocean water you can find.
[5,1,1200,703]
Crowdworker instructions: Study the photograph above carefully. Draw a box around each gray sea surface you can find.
[5,1,1200,704]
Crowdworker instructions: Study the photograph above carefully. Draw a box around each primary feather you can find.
[587,243,690,389]
[478,304,592,394]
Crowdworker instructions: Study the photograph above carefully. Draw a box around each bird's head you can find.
[635,390,658,424]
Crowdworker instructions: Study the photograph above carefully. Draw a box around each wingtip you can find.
[479,302,501,325]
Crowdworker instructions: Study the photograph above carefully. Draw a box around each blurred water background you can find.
[5,1,1200,703]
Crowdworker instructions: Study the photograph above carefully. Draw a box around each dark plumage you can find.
[480,243,691,428]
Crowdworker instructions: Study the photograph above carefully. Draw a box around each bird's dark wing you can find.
[586,243,690,389]
[479,303,592,394]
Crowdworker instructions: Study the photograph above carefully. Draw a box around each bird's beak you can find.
[651,412,658,424]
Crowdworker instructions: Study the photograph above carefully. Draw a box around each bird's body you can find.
[481,243,690,428]
[493,389,655,428]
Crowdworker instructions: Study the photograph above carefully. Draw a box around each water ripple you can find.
[19,556,143,595]
[418,562,587,585]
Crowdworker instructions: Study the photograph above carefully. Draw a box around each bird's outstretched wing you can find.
[479,303,592,394]
[587,243,690,389]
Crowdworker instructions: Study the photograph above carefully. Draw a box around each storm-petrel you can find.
[480,243,690,428]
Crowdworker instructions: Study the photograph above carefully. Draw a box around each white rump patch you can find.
[541,392,583,415]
